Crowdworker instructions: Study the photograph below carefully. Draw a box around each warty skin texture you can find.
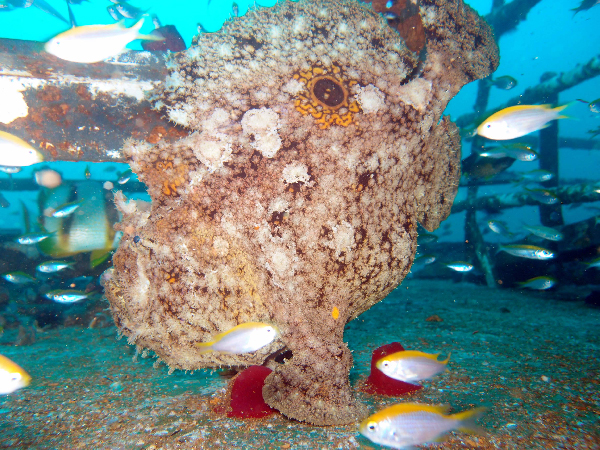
[104,0,498,426]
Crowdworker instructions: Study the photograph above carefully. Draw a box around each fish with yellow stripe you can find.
[38,181,121,268]
[359,403,486,449]
[196,322,279,355]
[376,350,450,385]
[45,19,163,64]
[477,104,570,140]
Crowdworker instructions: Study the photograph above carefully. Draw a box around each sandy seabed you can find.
[1,279,599,449]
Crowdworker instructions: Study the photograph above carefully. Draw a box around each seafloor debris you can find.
[104,0,498,425]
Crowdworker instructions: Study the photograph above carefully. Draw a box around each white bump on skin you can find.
[282,162,310,184]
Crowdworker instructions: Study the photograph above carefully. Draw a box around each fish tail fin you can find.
[90,250,111,269]
[131,18,145,32]
[441,351,451,365]
[554,102,576,120]
[138,33,165,42]
[129,16,164,41]
[453,407,487,434]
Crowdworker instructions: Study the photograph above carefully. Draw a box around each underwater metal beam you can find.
[538,91,564,227]
[0,178,147,192]
[459,176,594,188]
[455,53,600,129]
[485,0,543,38]
[0,39,186,163]
[451,181,600,213]
[462,136,600,150]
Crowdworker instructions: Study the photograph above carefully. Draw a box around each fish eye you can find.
[367,421,377,431]
[486,124,491,128]
[11,373,22,382]
[382,360,389,367]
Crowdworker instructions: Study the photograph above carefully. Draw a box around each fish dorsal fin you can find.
[370,403,451,422]
[387,350,444,362]
[90,249,111,268]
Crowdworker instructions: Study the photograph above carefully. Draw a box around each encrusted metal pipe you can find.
[0,39,186,163]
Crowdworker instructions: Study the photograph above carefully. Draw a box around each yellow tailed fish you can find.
[45,19,163,63]
[196,322,279,355]
[0,354,31,395]
[359,403,486,449]
[0,131,43,167]
[477,104,569,140]
[376,350,450,384]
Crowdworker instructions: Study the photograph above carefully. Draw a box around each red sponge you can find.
[362,342,423,396]
[227,365,276,418]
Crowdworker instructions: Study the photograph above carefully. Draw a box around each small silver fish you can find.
[518,276,556,290]
[497,244,554,260]
[106,5,123,21]
[522,224,563,241]
[16,232,52,245]
[36,260,74,273]
[45,289,89,303]
[487,220,513,238]
[584,257,600,270]
[52,200,83,218]
[418,233,438,245]
[524,188,559,205]
[501,144,538,161]
[519,169,554,183]
[412,254,436,270]
[2,271,36,284]
[118,169,132,185]
[0,166,22,174]
[444,261,473,272]
[488,75,517,90]
[115,2,146,19]
[588,98,600,114]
